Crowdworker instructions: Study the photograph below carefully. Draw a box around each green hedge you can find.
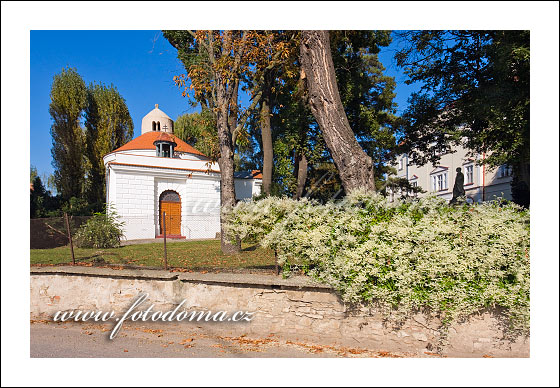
[226,191,530,336]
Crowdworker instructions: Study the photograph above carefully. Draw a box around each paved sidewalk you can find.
[30,320,412,358]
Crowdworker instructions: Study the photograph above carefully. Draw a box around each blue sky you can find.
[30,30,420,179]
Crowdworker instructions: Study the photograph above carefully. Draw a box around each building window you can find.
[465,165,474,184]
[431,172,448,192]
[498,164,512,178]
[161,144,170,157]
[398,158,404,171]
[156,143,173,158]
[152,121,156,131]
[410,181,418,197]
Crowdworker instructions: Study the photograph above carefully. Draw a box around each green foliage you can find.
[381,174,426,200]
[259,31,400,199]
[74,206,125,248]
[226,191,530,337]
[84,82,134,204]
[30,166,62,218]
[174,110,218,160]
[48,67,133,211]
[49,66,87,201]
[30,166,39,183]
[166,31,400,199]
[304,162,345,202]
[395,31,530,205]
[330,31,399,169]
[31,174,47,218]
[62,196,102,216]
[269,96,325,197]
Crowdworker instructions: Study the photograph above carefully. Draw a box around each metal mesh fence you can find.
[30,216,92,249]
[30,212,277,273]
[30,212,221,249]
[115,212,221,242]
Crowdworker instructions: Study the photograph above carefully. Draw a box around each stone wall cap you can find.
[30,266,332,290]
[176,272,332,290]
[30,266,177,280]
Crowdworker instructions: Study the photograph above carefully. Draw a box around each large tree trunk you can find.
[216,83,241,254]
[511,161,530,208]
[294,151,308,199]
[300,30,376,193]
[260,71,273,195]
[294,120,308,199]
[228,78,239,132]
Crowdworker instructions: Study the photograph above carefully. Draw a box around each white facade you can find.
[393,143,513,203]
[103,105,261,241]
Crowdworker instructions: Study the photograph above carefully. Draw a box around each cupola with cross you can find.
[141,103,174,135]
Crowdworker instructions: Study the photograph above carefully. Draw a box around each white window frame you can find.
[498,164,512,178]
[465,164,474,184]
[431,171,448,192]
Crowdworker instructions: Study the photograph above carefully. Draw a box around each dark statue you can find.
[449,167,465,205]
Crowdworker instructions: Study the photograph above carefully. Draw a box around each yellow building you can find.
[394,143,513,203]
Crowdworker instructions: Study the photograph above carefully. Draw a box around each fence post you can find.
[275,250,280,275]
[64,212,75,265]
[163,211,168,270]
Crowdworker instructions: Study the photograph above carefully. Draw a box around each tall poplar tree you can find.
[84,82,134,205]
[49,67,87,201]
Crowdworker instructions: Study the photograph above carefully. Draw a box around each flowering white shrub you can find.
[226,191,530,335]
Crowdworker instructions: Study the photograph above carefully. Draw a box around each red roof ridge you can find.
[110,132,207,158]
[154,132,176,144]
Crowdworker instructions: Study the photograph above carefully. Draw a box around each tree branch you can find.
[232,86,263,144]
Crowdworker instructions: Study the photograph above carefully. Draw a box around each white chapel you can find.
[103,104,262,241]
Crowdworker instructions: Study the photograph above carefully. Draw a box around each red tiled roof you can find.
[251,170,263,179]
[153,132,176,144]
[112,132,207,158]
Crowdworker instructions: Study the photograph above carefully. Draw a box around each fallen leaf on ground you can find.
[424,351,444,357]
[30,319,50,325]
[142,329,164,334]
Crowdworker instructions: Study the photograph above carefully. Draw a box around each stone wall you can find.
[30,267,529,357]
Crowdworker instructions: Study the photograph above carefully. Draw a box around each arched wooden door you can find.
[159,190,181,236]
